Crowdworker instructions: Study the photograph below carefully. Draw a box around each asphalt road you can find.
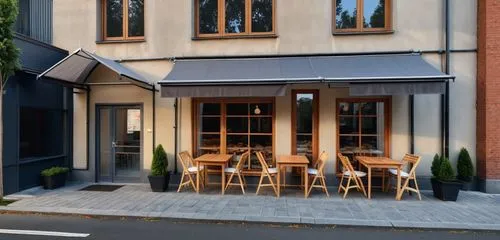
[0,214,498,240]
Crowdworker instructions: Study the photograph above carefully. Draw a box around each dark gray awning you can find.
[37,48,154,91]
[159,53,454,97]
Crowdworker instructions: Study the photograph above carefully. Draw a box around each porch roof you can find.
[159,53,454,97]
[37,48,155,91]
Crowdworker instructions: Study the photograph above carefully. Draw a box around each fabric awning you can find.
[159,53,454,97]
[37,48,154,91]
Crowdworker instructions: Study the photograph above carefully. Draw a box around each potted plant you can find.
[430,154,442,198]
[41,167,69,190]
[457,148,474,191]
[432,156,463,201]
[148,144,170,192]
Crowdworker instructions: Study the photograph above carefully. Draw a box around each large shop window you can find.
[336,98,391,173]
[102,0,145,41]
[19,107,65,159]
[334,0,392,33]
[194,99,275,171]
[292,90,319,163]
[196,0,275,38]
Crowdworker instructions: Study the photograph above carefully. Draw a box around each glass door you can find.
[98,106,142,182]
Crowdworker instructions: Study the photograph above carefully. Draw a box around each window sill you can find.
[96,39,146,44]
[332,30,395,36]
[192,34,278,41]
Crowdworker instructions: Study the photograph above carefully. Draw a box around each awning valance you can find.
[159,53,454,97]
[37,48,154,91]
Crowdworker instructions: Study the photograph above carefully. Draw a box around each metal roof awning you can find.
[37,48,154,91]
[159,53,454,97]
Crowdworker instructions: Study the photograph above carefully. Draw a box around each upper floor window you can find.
[102,0,144,41]
[334,0,392,33]
[195,0,275,38]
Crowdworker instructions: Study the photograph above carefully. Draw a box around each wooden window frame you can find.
[192,98,276,169]
[194,0,276,39]
[332,0,392,33]
[291,90,319,163]
[102,0,145,41]
[335,97,392,173]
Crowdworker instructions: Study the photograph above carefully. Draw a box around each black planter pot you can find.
[431,179,462,201]
[459,181,474,191]
[42,174,67,190]
[148,173,170,192]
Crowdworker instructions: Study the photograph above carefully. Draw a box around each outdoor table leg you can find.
[396,167,402,200]
[196,162,200,193]
[277,164,281,198]
[368,167,372,199]
[303,164,308,198]
[221,164,225,195]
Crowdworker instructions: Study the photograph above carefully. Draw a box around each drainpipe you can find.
[173,98,179,174]
[442,0,451,159]
[409,95,415,154]
[152,86,156,151]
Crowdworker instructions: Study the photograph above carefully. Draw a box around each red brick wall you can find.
[477,0,500,180]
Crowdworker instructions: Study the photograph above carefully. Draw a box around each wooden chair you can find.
[337,153,367,199]
[224,151,250,194]
[255,151,278,196]
[387,153,422,200]
[307,151,329,197]
[177,151,204,192]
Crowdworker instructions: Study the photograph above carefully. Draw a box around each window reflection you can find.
[251,0,273,32]
[128,0,144,37]
[199,0,219,34]
[335,0,357,29]
[225,0,246,33]
[293,92,317,162]
[106,0,124,37]
[363,0,385,28]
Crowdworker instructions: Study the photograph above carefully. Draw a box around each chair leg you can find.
[307,176,318,197]
[343,177,352,199]
[225,172,235,191]
[266,174,278,196]
[338,175,344,193]
[237,172,245,194]
[177,173,186,192]
[413,177,422,200]
[357,176,367,197]
[321,176,330,197]
[397,177,411,200]
[256,173,265,195]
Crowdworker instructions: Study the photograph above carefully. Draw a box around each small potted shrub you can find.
[148,144,170,192]
[457,148,474,190]
[430,154,442,198]
[433,156,463,201]
[41,167,69,190]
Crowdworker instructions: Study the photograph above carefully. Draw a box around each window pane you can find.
[250,103,272,115]
[199,134,220,148]
[225,0,246,33]
[227,135,249,148]
[296,135,313,160]
[227,103,248,115]
[128,0,144,37]
[199,0,219,34]
[335,0,357,29]
[227,117,248,133]
[339,136,359,152]
[339,116,358,134]
[251,0,273,32]
[200,103,221,115]
[296,94,313,133]
[363,0,385,28]
[106,0,123,37]
[250,117,272,133]
[200,117,220,132]
[361,102,377,115]
[361,136,384,152]
[20,108,64,159]
[339,102,359,115]
[361,117,377,134]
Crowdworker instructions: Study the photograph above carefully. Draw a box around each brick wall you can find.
[477,0,500,180]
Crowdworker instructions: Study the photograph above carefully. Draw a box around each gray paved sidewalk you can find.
[2,183,500,231]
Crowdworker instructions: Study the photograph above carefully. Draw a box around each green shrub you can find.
[41,167,69,177]
[438,157,455,182]
[151,144,168,176]
[457,148,474,182]
[431,154,442,178]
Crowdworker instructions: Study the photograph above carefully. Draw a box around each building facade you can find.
[47,0,482,191]
[2,0,71,195]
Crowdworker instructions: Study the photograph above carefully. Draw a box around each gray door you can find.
[98,106,142,182]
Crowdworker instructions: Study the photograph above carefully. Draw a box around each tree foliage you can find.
[431,154,442,178]
[151,144,168,176]
[438,157,455,182]
[0,0,20,85]
[457,147,474,182]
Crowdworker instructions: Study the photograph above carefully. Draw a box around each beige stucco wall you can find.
[59,0,477,181]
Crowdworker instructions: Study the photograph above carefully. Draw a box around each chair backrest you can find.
[402,153,421,176]
[256,152,272,174]
[316,151,329,173]
[235,151,250,171]
[178,151,193,171]
[337,153,357,176]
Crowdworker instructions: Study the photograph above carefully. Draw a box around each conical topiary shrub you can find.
[431,154,442,178]
[457,148,473,182]
[438,157,455,182]
[151,144,168,176]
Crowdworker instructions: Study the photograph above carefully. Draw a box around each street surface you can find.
[0,214,498,240]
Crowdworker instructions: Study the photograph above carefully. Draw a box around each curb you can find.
[1,209,499,232]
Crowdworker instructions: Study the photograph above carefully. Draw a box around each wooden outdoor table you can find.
[276,155,309,198]
[355,156,404,200]
[194,154,232,195]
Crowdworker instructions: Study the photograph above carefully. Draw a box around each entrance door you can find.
[97,106,142,182]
